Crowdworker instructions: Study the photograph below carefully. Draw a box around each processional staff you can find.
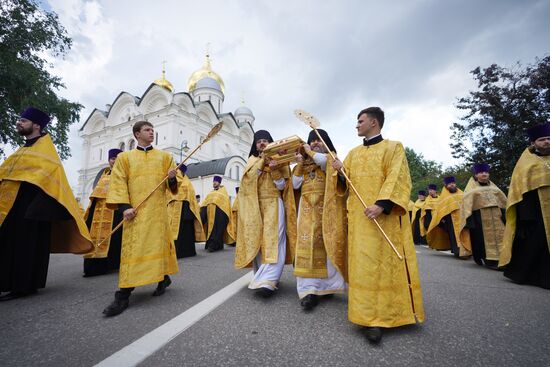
[294,109,403,260]
[96,122,224,247]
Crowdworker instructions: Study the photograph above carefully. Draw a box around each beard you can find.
[536,147,550,156]
[447,187,458,193]
[16,125,34,136]
[311,145,327,153]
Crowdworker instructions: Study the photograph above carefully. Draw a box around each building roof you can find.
[185,155,241,179]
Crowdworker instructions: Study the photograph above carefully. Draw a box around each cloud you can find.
[28,0,550,190]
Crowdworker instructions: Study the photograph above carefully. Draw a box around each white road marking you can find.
[95,271,253,367]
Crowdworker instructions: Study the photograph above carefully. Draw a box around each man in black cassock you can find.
[461,163,506,269]
[172,164,202,258]
[411,190,427,245]
[200,176,232,252]
[0,107,92,301]
[500,124,550,289]
[82,148,124,276]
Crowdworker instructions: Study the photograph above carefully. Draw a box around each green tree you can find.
[450,56,550,189]
[405,147,443,200]
[0,0,82,160]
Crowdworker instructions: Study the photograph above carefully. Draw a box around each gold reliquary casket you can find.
[263,135,305,165]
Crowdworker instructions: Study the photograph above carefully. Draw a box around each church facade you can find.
[77,55,255,206]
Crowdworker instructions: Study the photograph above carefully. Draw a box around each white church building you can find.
[77,54,255,206]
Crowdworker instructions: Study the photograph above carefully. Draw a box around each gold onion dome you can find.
[187,53,225,93]
[154,62,174,92]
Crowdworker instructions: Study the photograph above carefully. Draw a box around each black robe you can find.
[174,201,197,258]
[412,210,427,245]
[440,214,460,257]
[466,208,505,267]
[504,190,550,289]
[200,206,229,252]
[82,199,123,277]
[0,137,72,293]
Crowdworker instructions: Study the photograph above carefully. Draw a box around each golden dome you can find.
[154,62,174,92]
[187,53,225,93]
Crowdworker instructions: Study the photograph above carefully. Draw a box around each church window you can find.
[129,140,135,150]
[155,132,158,145]
[119,142,125,151]
[99,148,102,161]
[236,165,240,180]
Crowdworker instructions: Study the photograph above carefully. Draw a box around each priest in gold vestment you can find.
[0,107,92,301]
[421,184,448,250]
[234,130,297,298]
[427,176,471,258]
[333,107,424,343]
[200,176,233,252]
[82,148,124,276]
[168,164,204,258]
[411,190,427,245]
[102,121,179,317]
[292,129,347,311]
[499,124,550,289]
[459,163,506,269]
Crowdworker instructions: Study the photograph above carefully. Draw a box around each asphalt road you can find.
[1,245,549,367]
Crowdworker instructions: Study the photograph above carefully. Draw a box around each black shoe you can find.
[0,290,36,302]
[153,275,172,296]
[300,294,319,310]
[103,298,129,317]
[255,287,274,298]
[363,327,382,344]
[484,260,499,270]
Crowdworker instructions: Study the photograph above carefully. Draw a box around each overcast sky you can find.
[32,0,550,188]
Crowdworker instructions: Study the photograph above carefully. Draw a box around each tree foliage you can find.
[0,0,82,160]
[405,147,442,199]
[450,56,550,189]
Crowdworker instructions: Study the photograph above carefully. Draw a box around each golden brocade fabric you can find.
[167,173,205,242]
[201,185,234,244]
[234,156,297,269]
[83,168,115,258]
[459,181,507,259]
[343,140,424,328]
[106,149,178,288]
[464,177,477,193]
[230,195,239,242]
[420,195,448,250]
[499,148,550,267]
[293,154,348,281]
[428,187,471,254]
[0,134,92,254]
[412,199,426,225]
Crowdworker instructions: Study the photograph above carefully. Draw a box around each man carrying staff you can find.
[292,129,347,311]
[234,130,296,298]
[103,120,179,316]
[82,148,124,277]
[168,164,204,258]
[427,176,471,257]
[332,107,424,343]
[459,163,506,269]
[421,184,448,250]
[0,107,92,301]
[411,190,427,245]
[200,176,234,252]
[499,124,550,289]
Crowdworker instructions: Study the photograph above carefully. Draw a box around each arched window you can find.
[119,142,125,151]
[128,140,135,150]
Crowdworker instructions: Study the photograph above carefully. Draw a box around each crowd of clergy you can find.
[0,106,548,344]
